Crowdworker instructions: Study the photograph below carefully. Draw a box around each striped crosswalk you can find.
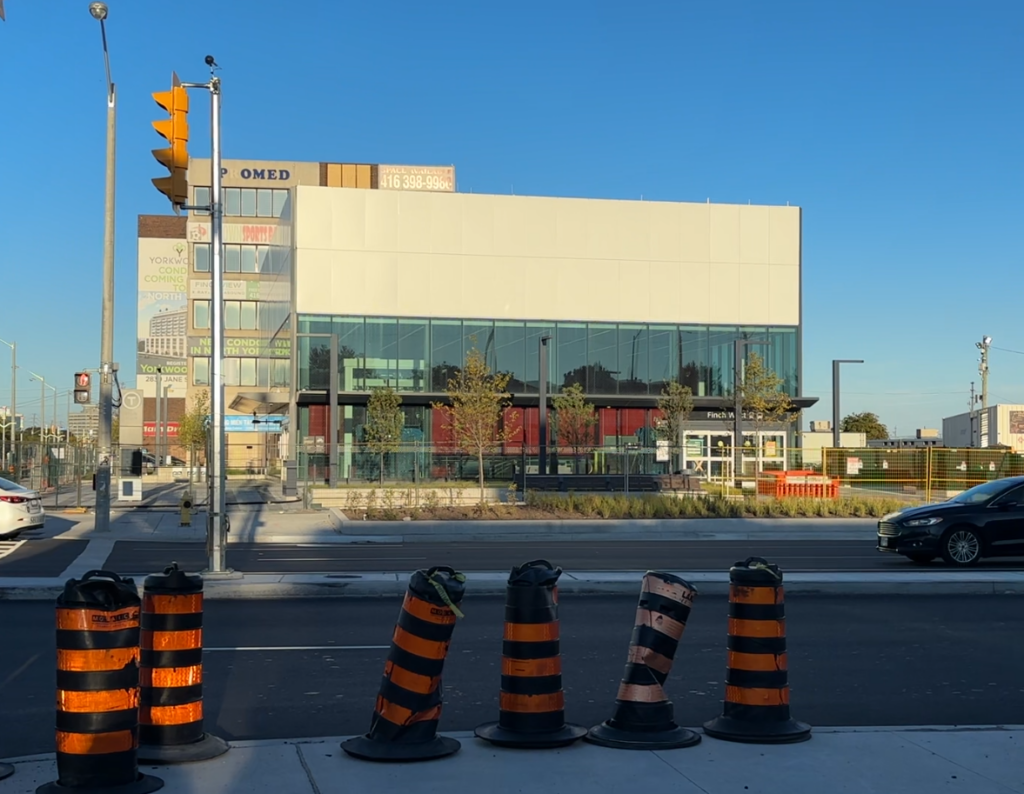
[0,540,26,561]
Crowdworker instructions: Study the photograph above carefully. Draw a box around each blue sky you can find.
[0,0,1021,436]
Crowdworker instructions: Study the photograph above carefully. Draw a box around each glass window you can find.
[223,357,240,386]
[335,317,364,391]
[494,322,525,393]
[193,357,210,386]
[648,326,676,395]
[272,190,288,217]
[587,324,618,395]
[298,337,330,390]
[240,301,258,330]
[193,187,210,216]
[256,246,270,273]
[708,327,739,396]
[240,246,257,273]
[556,323,587,390]
[193,300,210,330]
[398,320,429,392]
[304,316,333,335]
[365,317,398,386]
[272,359,290,388]
[678,326,709,396]
[225,301,240,330]
[258,359,270,389]
[224,245,240,273]
[240,189,257,216]
[463,321,494,365]
[193,243,210,272]
[768,328,798,396]
[240,358,257,386]
[257,189,273,217]
[430,320,462,391]
[617,325,648,395]
[524,323,556,394]
[224,188,240,216]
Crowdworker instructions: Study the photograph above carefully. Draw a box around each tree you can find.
[365,386,404,485]
[738,351,795,474]
[841,412,889,441]
[552,383,598,474]
[657,380,694,486]
[177,390,210,478]
[433,347,517,503]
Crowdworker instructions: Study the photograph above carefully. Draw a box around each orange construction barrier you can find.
[37,570,163,794]
[703,557,811,744]
[587,571,700,750]
[342,567,466,761]
[137,563,228,764]
[475,560,586,749]
[757,471,839,499]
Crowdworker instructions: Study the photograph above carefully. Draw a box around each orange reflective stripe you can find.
[144,593,203,615]
[643,577,695,606]
[401,594,456,625]
[500,692,564,713]
[57,608,139,632]
[617,683,667,703]
[375,696,441,726]
[140,701,203,726]
[627,646,673,675]
[384,661,437,695]
[502,657,562,677]
[730,585,783,605]
[725,685,789,707]
[503,622,559,642]
[141,629,202,651]
[57,689,138,713]
[57,647,139,672]
[140,665,203,688]
[728,618,785,638]
[392,626,449,660]
[635,608,686,641]
[56,729,135,755]
[728,651,787,672]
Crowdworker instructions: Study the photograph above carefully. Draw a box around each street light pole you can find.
[832,359,864,449]
[0,338,14,477]
[538,335,551,477]
[90,2,116,533]
[977,336,992,448]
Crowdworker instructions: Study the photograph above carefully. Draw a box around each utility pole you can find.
[538,335,551,477]
[155,367,162,468]
[977,336,991,448]
[0,338,13,477]
[969,381,976,448]
[90,2,116,533]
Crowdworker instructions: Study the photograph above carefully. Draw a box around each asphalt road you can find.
[96,539,1024,576]
[2,594,1023,758]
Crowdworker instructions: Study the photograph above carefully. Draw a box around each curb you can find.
[3,572,1024,600]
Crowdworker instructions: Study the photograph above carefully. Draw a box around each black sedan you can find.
[877,476,1024,566]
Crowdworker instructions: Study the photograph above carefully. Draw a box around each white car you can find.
[0,476,44,539]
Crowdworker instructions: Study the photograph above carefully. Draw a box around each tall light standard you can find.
[733,338,770,487]
[832,359,864,449]
[977,336,991,447]
[0,338,14,477]
[90,1,116,533]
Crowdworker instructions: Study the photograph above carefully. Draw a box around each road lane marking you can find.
[0,540,26,561]
[253,556,428,562]
[0,652,40,691]
[203,645,389,652]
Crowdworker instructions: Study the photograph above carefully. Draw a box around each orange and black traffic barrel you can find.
[703,557,811,744]
[475,559,586,749]
[137,563,228,764]
[342,566,467,762]
[586,571,700,750]
[36,569,164,794]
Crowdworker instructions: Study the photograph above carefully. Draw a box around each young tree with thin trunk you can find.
[738,351,795,474]
[657,380,694,487]
[433,348,517,503]
[552,383,597,474]
[177,390,210,486]
[365,386,404,485]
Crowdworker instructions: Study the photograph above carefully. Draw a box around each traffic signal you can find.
[152,71,189,208]
[74,372,91,404]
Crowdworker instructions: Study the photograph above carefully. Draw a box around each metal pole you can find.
[155,368,162,470]
[162,384,170,465]
[978,337,990,448]
[329,334,339,487]
[538,335,550,476]
[832,360,841,450]
[93,10,116,534]
[208,73,228,574]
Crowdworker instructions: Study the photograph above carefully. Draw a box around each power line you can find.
[993,346,1024,356]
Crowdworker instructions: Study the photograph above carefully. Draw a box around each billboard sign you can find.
[137,238,189,398]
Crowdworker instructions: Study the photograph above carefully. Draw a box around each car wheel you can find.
[906,554,936,564]
[941,527,982,567]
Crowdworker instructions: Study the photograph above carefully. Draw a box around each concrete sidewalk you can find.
[4,727,1024,794]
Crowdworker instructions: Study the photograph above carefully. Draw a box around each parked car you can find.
[0,476,45,539]
[877,476,1024,566]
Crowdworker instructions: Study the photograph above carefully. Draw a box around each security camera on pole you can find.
[151,56,234,577]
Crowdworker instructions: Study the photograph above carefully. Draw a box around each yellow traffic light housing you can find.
[152,71,189,209]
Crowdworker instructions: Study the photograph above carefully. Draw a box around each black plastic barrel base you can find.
[340,734,460,762]
[36,772,164,794]
[585,722,702,750]
[702,716,812,744]
[475,722,587,749]
[1,762,13,781]
[137,733,230,765]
